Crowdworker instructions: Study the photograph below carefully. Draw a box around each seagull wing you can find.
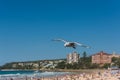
[74,42,91,48]
[52,39,67,43]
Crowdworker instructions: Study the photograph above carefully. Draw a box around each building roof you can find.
[92,51,111,56]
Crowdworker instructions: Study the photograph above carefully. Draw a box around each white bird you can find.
[52,39,90,49]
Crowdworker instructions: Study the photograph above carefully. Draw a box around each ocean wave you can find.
[0,71,70,79]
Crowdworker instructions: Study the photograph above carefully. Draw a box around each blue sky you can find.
[0,0,120,65]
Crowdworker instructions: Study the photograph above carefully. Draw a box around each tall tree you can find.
[83,51,87,60]
[55,61,66,69]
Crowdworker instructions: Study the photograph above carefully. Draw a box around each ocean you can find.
[0,70,35,75]
[0,70,70,80]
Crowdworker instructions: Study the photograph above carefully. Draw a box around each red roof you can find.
[92,51,111,56]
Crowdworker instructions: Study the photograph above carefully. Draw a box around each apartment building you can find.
[92,51,111,65]
[67,51,80,64]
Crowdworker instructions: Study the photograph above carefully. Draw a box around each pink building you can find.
[92,51,112,65]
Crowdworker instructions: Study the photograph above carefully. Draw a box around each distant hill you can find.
[1,58,66,70]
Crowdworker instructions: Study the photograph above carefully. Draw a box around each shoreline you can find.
[1,69,107,72]
[1,69,120,80]
[40,69,107,73]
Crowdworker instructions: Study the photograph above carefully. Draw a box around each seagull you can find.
[52,39,90,49]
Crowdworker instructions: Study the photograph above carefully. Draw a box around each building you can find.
[92,51,112,65]
[67,51,80,64]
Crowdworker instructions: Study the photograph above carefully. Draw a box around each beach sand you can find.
[37,69,120,80]
[2,69,120,80]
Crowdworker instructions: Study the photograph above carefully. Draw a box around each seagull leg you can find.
[73,46,76,49]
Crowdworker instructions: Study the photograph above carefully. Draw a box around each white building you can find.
[67,51,80,64]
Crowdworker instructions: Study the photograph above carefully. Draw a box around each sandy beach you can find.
[19,70,120,80]
[1,69,120,80]
[36,69,120,80]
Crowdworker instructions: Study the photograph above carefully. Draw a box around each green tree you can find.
[80,51,91,69]
[112,57,118,63]
[1,63,13,69]
[115,58,120,68]
[55,61,66,69]
[66,63,72,69]
[102,63,111,69]
[89,63,100,69]
[72,62,80,69]
[112,57,120,67]
[83,51,87,61]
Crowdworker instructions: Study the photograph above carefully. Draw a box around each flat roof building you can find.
[67,51,80,64]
